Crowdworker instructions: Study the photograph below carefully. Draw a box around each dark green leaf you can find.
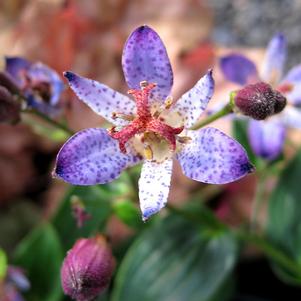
[51,185,112,251]
[267,150,301,283]
[14,223,63,301]
[111,213,238,301]
[232,118,256,163]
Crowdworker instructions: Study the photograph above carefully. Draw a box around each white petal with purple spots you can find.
[122,25,173,102]
[173,70,214,128]
[64,72,136,126]
[54,128,141,185]
[261,33,287,84]
[176,128,254,184]
[248,119,286,161]
[139,159,172,221]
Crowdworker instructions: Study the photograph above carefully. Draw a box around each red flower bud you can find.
[61,235,115,301]
[234,82,286,120]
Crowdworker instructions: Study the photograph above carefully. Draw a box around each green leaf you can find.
[0,248,8,280]
[14,223,63,301]
[112,200,143,229]
[51,185,112,251]
[267,150,301,283]
[232,119,256,163]
[111,214,238,301]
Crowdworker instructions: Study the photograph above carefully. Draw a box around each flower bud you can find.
[234,82,286,120]
[61,235,115,301]
[0,86,21,124]
[0,72,21,95]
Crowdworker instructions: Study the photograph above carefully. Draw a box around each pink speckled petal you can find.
[248,119,286,161]
[122,25,173,103]
[64,72,135,126]
[261,33,287,84]
[139,159,173,221]
[53,128,141,185]
[220,54,259,85]
[280,64,301,105]
[176,128,254,184]
[173,70,214,128]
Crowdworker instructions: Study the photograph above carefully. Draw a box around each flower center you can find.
[108,81,184,161]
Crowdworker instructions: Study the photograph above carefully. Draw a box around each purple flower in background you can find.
[53,25,254,220]
[4,57,64,116]
[2,266,30,301]
[220,33,301,161]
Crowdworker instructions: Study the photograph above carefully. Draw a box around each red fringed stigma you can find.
[108,81,184,155]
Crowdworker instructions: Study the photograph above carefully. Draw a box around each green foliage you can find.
[267,150,301,283]
[232,118,256,163]
[0,248,8,280]
[112,212,237,301]
[14,223,63,301]
[51,185,112,251]
[112,199,143,229]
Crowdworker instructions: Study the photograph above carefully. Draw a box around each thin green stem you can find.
[250,170,267,232]
[191,102,234,130]
[235,230,301,277]
[166,204,301,277]
[23,109,74,135]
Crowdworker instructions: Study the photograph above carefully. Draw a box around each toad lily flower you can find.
[54,25,254,220]
[4,57,64,116]
[220,33,301,160]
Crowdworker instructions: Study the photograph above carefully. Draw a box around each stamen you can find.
[111,112,135,121]
[177,136,192,144]
[164,96,174,110]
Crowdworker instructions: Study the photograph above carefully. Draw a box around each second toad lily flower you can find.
[220,33,301,161]
[4,57,64,116]
[54,25,254,220]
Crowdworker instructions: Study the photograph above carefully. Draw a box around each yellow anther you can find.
[143,145,153,160]
[164,96,174,109]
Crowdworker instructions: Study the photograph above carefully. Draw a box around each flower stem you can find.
[191,102,234,130]
[250,169,267,232]
[23,109,74,135]
[235,229,301,277]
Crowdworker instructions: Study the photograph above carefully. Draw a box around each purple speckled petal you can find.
[64,72,135,126]
[280,64,301,105]
[122,25,173,102]
[280,106,301,129]
[28,62,64,106]
[173,70,214,128]
[261,33,287,84]
[54,128,141,185]
[220,54,259,85]
[5,56,31,86]
[248,119,286,161]
[176,128,254,184]
[139,159,172,221]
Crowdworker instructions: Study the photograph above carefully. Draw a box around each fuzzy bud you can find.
[234,82,287,120]
[0,86,21,124]
[61,235,115,301]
